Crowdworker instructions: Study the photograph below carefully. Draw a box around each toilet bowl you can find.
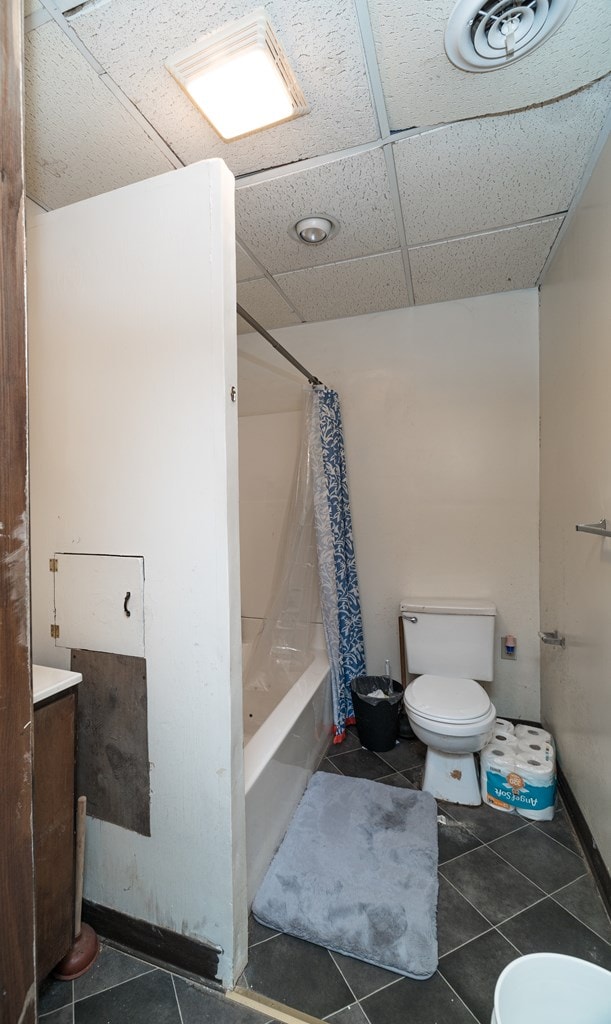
[400,597,497,805]
[404,674,496,804]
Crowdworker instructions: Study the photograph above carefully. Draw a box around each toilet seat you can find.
[404,674,492,725]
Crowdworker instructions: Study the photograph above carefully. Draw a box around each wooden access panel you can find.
[33,692,77,981]
[0,2,36,1020]
[73,649,151,836]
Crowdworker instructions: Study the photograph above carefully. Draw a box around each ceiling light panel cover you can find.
[25,22,174,210]
[275,251,409,322]
[71,0,379,177]
[409,217,563,305]
[236,149,399,274]
[368,0,611,128]
[394,79,611,246]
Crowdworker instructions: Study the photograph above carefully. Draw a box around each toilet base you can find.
[422,748,481,805]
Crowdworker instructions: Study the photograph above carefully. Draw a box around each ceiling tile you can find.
[409,217,563,305]
[236,149,399,274]
[25,21,174,210]
[237,279,301,335]
[236,243,262,283]
[24,0,42,14]
[394,80,611,246]
[276,251,409,322]
[368,0,611,128]
[71,0,379,177]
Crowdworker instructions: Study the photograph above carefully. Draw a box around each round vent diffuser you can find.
[445,0,578,71]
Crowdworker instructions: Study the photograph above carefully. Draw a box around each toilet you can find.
[400,597,497,805]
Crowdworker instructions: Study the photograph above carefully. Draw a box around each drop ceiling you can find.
[24,0,611,332]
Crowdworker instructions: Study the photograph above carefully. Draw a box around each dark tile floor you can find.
[39,728,611,1024]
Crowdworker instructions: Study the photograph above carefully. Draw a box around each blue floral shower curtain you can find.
[308,388,366,742]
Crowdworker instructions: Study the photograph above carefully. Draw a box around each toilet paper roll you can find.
[512,754,557,821]
[489,731,519,752]
[494,718,515,735]
[480,745,517,813]
[517,739,555,764]
[514,725,554,747]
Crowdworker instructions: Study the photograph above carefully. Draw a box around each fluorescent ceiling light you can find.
[166,9,309,142]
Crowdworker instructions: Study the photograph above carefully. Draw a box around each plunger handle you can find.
[74,795,87,938]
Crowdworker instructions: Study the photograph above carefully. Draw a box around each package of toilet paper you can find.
[517,739,555,764]
[512,754,557,821]
[488,731,519,754]
[480,745,517,813]
[480,744,557,819]
[514,724,554,748]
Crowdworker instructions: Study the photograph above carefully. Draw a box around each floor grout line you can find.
[548,885,611,946]
[530,821,586,859]
[439,924,497,960]
[439,873,497,930]
[72,965,159,1005]
[171,975,185,1024]
[435,968,482,1024]
[327,949,401,1005]
[484,837,582,898]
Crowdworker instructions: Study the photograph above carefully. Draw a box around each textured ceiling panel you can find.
[409,217,563,305]
[237,279,301,335]
[394,80,611,246]
[25,22,174,210]
[236,149,399,274]
[276,251,409,322]
[368,0,611,128]
[72,0,379,177]
[236,244,262,283]
[24,0,42,14]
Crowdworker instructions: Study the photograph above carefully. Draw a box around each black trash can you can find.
[351,676,403,752]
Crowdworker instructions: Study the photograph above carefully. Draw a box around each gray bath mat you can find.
[252,772,439,979]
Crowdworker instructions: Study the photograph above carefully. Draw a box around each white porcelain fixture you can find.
[401,597,496,805]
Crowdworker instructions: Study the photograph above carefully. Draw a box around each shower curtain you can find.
[308,388,366,742]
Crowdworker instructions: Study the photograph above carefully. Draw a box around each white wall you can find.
[539,136,611,870]
[27,161,246,985]
[239,289,540,720]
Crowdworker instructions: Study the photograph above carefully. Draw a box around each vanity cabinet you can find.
[33,670,80,981]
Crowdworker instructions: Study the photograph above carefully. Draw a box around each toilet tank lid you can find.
[400,597,496,616]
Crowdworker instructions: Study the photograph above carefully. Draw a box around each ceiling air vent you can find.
[445,0,578,71]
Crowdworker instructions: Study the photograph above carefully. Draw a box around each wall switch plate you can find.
[501,635,517,660]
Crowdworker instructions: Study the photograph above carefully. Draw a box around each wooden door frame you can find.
[0,2,37,1021]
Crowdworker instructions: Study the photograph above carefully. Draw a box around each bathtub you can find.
[243,628,332,906]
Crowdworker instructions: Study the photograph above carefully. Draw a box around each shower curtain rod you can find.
[237,303,324,387]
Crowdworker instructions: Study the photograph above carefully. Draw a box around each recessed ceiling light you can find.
[166,9,309,141]
[289,216,340,245]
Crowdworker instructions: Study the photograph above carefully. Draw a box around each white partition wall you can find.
[540,136,611,872]
[27,161,246,985]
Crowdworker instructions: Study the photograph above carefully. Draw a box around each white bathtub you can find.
[243,633,332,906]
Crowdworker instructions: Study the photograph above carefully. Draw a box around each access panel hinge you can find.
[49,557,58,572]
[50,624,60,639]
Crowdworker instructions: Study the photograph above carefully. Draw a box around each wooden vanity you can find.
[33,665,82,981]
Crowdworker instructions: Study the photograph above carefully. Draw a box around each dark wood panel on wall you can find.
[0,2,37,1022]
[33,692,77,981]
[72,650,151,836]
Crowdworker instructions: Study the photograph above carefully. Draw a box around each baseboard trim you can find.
[556,765,611,916]
[82,900,221,984]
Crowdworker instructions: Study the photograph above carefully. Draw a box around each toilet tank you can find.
[400,597,496,682]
